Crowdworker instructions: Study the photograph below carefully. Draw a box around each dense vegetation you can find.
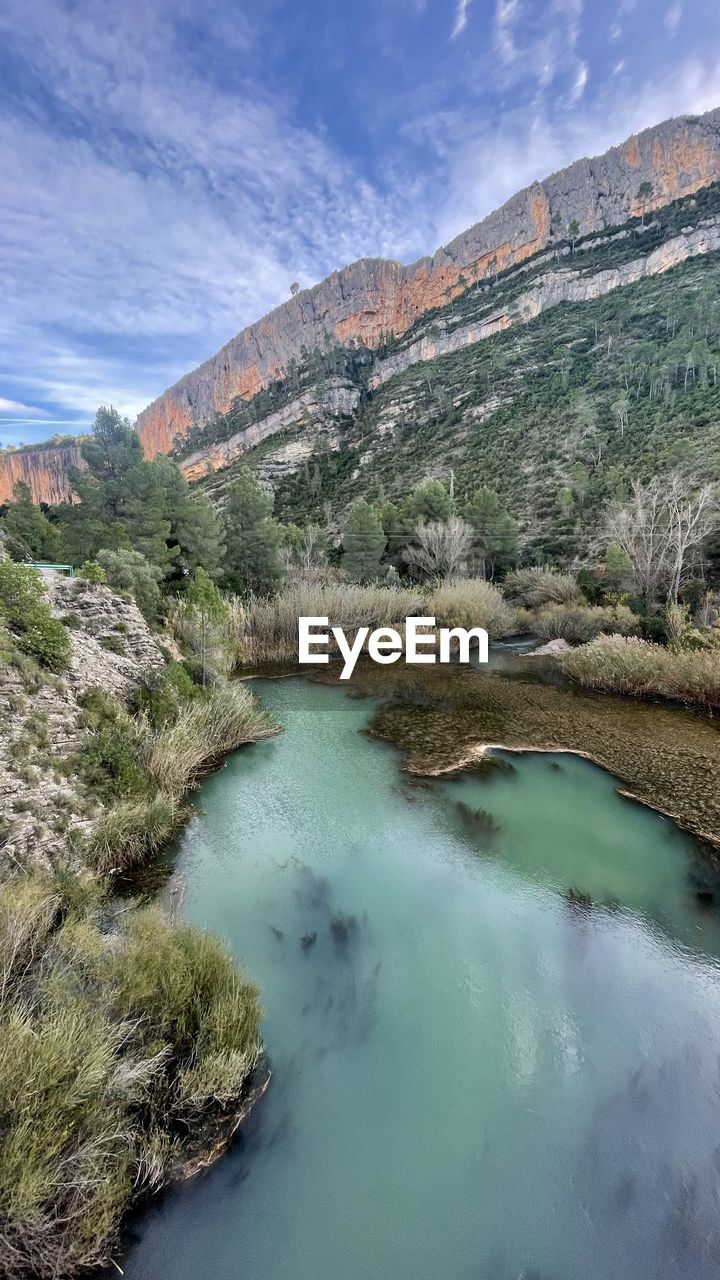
[0,876,262,1277]
[268,249,720,568]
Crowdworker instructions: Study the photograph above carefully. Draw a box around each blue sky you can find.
[1,0,720,446]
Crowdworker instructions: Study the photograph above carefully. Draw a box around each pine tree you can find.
[342,500,386,582]
[223,467,284,595]
[463,486,518,578]
[145,456,224,579]
[1,481,60,561]
[400,479,452,527]
[186,567,230,683]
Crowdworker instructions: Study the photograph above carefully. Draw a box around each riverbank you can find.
[0,569,279,1278]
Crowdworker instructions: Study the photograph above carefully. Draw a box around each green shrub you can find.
[78,560,108,585]
[100,635,126,656]
[96,550,163,624]
[80,718,148,800]
[503,566,585,608]
[130,661,200,728]
[0,873,262,1276]
[89,794,182,874]
[147,680,278,797]
[77,686,122,729]
[114,911,263,1090]
[0,561,71,672]
[562,635,720,708]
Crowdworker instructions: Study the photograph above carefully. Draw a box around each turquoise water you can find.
[123,678,720,1280]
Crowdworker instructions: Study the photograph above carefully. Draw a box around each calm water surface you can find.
[123,677,720,1280]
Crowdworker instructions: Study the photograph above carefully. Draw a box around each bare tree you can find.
[289,282,300,297]
[282,524,327,579]
[605,472,720,606]
[404,517,473,581]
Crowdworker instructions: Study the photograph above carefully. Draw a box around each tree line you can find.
[1,407,718,628]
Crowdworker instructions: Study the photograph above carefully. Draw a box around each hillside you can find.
[2,107,720,512]
[134,107,720,457]
[195,184,720,561]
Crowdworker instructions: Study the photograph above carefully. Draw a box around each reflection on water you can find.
[121,678,720,1280]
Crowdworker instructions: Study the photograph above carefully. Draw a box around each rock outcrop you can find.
[135,108,720,458]
[0,575,164,862]
[181,376,360,482]
[0,441,84,505]
[369,216,720,390]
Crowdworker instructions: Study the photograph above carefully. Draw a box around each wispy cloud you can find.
[0,398,49,416]
[0,0,718,443]
[427,56,720,247]
[665,4,682,34]
[570,61,589,102]
[494,0,520,63]
[450,0,472,39]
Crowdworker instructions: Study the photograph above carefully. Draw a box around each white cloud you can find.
[0,0,433,424]
[0,398,49,416]
[0,0,718,433]
[427,56,720,248]
[450,0,471,39]
[665,4,682,34]
[494,0,519,64]
[570,61,589,102]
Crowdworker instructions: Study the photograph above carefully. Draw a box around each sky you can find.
[1,0,720,446]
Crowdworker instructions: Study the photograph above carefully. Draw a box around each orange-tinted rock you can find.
[0,443,84,506]
[135,110,720,460]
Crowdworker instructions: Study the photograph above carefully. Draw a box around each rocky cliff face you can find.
[135,108,720,458]
[369,216,720,390]
[6,108,720,508]
[0,574,165,862]
[0,441,84,505]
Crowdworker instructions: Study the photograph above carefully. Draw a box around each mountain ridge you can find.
[3,105,720,507]
[133,107,720,457]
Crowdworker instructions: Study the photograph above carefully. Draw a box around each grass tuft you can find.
[562,634,720,709]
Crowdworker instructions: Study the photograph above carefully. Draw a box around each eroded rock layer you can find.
[135,109,720,458]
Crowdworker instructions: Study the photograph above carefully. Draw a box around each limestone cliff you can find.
[0,440,84,505]
[135,108,720,457]
[6,106,720,508]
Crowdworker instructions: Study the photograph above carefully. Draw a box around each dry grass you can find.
[562,634,720,709]
[503,566,584,608]
[527,602,638,645]
[147,679,279,796]
[233,578,519,666]
[430,578,519,639]
[88,793,183,875]
[0,873,262,1278]
[233,581,425,665]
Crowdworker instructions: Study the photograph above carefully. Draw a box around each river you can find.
[121,674,720,1280]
